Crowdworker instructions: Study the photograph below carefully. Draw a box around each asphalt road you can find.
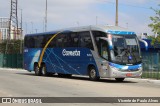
[0,69,160,106]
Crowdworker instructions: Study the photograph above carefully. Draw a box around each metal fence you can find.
[142,51,160,79]
[0,54,23,68]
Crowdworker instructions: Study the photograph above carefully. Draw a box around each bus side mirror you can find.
[139,39,148,51]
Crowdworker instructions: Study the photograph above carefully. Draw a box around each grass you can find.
[142,71,160,79]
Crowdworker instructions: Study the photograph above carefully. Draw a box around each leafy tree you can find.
[148,4,160,46]
[0,40,23,54]
[148,4,160,35]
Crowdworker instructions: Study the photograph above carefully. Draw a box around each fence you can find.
[142,51,160,79]
[0,54,23,68]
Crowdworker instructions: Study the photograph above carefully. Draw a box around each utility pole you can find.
[25,22,28,34]
[20,9,23,39]
[31,22,33,33]
[20,9,23,54]
[96,16,98,25]
[45,0,47,32]
[115,0,118,26]
[6,0,18,54]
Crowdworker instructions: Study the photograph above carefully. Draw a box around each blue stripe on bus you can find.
[109,62,142,70]
[107,30,135,35]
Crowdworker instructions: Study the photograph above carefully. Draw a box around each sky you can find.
[0,0,159,35]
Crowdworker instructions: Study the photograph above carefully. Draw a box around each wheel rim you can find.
[35,66,39,74]
[42,67,45,75]
[90,69,96,78]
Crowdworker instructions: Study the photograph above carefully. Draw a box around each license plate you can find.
[126,73,132,77]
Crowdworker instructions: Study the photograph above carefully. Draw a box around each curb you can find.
[0,68,25,71]
[126,78,160,84]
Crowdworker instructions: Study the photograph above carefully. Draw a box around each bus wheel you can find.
[34,64,42,76]
[89,66,99,81]
[41,64,51,76]
[115,78,125,82]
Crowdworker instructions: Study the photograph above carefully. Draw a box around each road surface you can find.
[0,68,160,106]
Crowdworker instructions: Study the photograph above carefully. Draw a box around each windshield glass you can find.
[110,34,141,65]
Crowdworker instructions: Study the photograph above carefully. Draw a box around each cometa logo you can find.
[62,49,81,56]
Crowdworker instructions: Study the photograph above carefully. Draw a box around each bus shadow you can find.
[16,72,137,83]
[58,75,137,83]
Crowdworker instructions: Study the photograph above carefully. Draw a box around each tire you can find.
[34,64,42,76]
[115,78,125,82]
[88,66,100,81]
[41,64,51,76]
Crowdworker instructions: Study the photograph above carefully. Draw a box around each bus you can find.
[24,25,148,81]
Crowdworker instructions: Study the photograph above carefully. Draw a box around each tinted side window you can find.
[41,35,50,48]
[92,31,106,47]
[47,34,56,48]
[70,33,79,47]
[24,36,29,48]
[63,33,71,47]
[79,31,93,50]
[56,34,66,47]
[35,35,44,48]
[27,37,35,48]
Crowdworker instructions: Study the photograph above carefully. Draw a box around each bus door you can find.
[98,38,111,77]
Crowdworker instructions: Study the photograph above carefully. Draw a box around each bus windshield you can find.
[110,34,141,65]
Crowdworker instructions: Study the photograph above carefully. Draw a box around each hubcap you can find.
[35,66,39,74]
[90,69,96,78]
[42,67,45,75]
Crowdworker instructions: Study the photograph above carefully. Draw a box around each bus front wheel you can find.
[34,64,42,76]
[115,78,125,82]
[88,66,99,81]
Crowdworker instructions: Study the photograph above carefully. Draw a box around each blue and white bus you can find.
[24,25,148,81]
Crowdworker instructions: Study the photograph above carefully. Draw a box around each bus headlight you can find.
[138,67,142,71]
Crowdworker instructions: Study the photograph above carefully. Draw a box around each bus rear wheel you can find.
[41,64,51,76]
[88,66,99,81]
[115,78,125,82]
[34,64,42,76]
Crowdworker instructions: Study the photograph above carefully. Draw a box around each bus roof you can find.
[25,25,135,36]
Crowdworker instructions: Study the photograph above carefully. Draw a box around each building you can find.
[0,17,22,40]
[0,17,9,40]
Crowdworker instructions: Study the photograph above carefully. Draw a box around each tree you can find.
[148,4,160,46]
[148,4,160,35]
[0,40,23,54]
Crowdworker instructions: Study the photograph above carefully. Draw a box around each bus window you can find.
[70,33,79,47]
[41,35,50,48]
[56,34,66,47]
[24,36,29,48]
[99,40,109,60]
[98,39,109,60]
[79,32,94,50]
[92,31,106,47]
[29,37,35,48]
[35,36,43,48]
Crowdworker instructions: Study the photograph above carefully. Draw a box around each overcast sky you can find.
[0,0,159,35]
